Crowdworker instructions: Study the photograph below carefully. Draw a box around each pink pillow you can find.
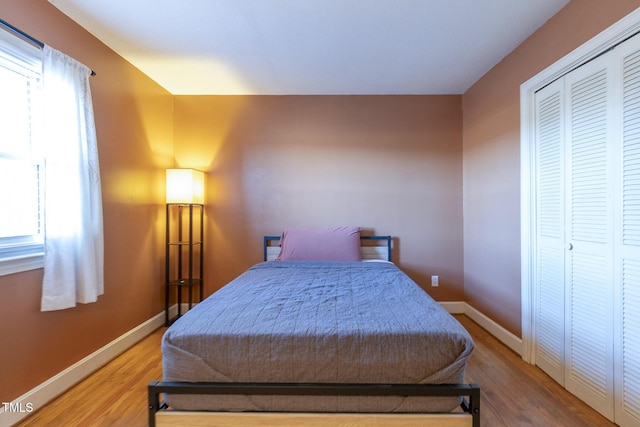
[276,227,361,261]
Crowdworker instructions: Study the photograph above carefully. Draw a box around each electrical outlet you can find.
[431,275,439,287]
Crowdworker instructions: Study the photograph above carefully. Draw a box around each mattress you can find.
[162,261,474,413]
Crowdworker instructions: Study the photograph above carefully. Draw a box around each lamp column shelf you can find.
[165,203,204,326]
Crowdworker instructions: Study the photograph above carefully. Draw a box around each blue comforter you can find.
[162,261,474,412]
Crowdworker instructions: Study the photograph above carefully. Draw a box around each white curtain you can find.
[40,45,104,312]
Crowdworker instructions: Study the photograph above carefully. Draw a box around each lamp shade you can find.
[166,169,205,204]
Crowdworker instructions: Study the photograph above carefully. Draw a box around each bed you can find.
[148,228,480,427]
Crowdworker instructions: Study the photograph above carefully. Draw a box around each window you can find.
[0,23,103,308]
[0,29,44,275]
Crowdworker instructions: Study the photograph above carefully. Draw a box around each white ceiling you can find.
[48,0,569,95]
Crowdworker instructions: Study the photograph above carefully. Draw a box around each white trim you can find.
[438,301,466,314]
[463,304,523,356]
[0,253,43,276]
[0,307,173,426]
[439,301,522,355]
[520,6,640,364]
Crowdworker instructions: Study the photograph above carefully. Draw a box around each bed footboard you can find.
[148,381,480,427]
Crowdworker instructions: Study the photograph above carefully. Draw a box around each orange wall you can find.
[462,0,640,336]
[0,0,173,404]
[173,95,464,300]
[6,0,638,412]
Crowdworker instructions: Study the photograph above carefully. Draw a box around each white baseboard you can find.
[462,303,523,355]
[439,301,523,356]
[438,301,466,314]
[0,306,174,427]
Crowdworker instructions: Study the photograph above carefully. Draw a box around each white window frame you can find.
[0,29,44,276]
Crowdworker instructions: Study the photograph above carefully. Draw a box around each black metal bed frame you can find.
[149,234,480,426]
[148,381,480,427]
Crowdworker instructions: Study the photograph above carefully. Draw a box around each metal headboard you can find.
[263,235,392,262]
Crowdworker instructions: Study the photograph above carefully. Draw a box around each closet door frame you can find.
[521,7,640,364]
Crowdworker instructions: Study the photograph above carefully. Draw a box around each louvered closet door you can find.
[534,79,566,386]
[532,31,640,426]
[614,35,640,427]
[564,51,615,421]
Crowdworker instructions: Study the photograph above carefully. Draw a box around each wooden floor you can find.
[15,315,617,427]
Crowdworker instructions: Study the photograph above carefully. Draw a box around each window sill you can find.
[0,253,44,276]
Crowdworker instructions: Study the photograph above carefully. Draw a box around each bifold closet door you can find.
[533,31,640,426]
[533,54,615,419]
[614,36,640,427]
[563,50,615,421]
[534,78,566,387]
